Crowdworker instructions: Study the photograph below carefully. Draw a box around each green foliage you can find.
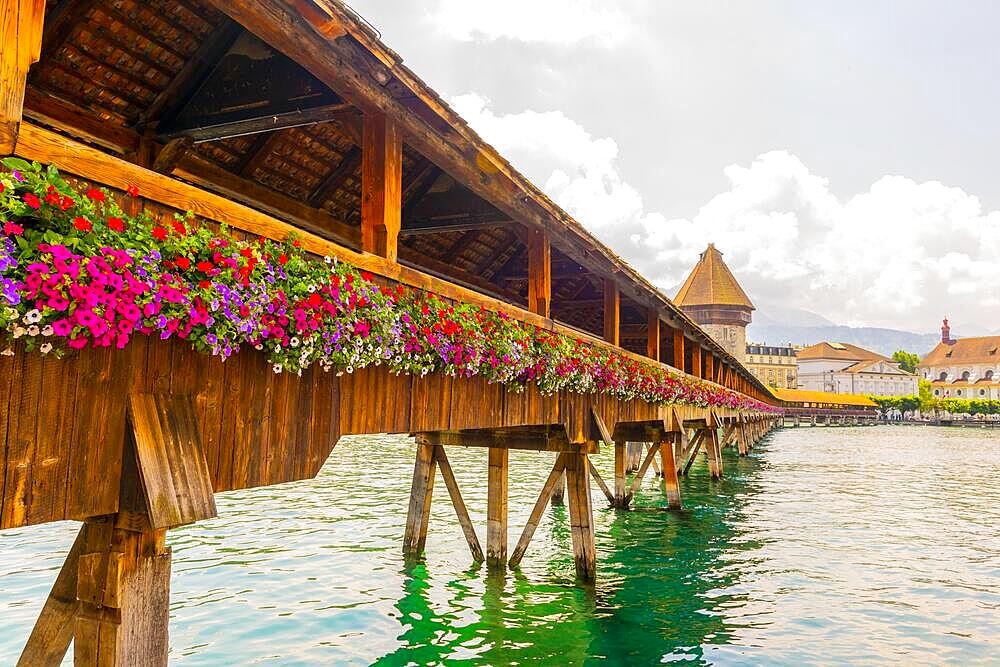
[870,384,1000,416]
[891,349,920,373]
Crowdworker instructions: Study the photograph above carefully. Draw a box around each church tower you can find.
[674,244,755,363]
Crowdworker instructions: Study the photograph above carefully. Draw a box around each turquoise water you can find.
[1,425,998,665]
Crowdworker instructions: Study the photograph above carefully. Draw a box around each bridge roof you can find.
[771,387,876,407]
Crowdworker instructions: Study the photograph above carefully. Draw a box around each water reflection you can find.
[1,427,998,665]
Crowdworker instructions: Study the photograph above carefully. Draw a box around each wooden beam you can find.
[565,452,597,580]
[614,442,626,508]
[672,328,685,372]
[37,0,94,58]
[625,445,660,506]
[152,136,193,175]
[691,344,702,379]
[17,525,85,666]
[142,20,244,127]
[432,445,483,562]
[159,102,356,142]
[402,441,436,556]
[486,447,508,569]
[0,0,45,153]
[307,144,361,207]
[401,158,438,208]
[23,86,139,154]
[421,428,596,454]
[587,458,614,506]
[400,216,510,236]
[361,110,402,260]
[175,153,361,248]
[660,436,682,509]
[705,352,714,382]
[603,278,620,346]
[509,455,566,567]
[646,310,660,361]
[527,228,551,318]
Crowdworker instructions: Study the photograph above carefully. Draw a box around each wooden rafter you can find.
[160,102,355,142]
[307,144,361,207]
[142,19,244,127]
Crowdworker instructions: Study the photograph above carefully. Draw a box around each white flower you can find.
[27,325,39,336]
[0,347,13,356]
[23,309,41,324]
[254,344,263,350]
[324,256,332,264]
[39,343,52,354]
[272,364,283,374]
[307,285,316,293]
[12,326,26,339]
[41,325,54,336]
[289,337,299,347]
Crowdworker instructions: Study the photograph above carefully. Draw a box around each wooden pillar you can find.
[603,278,619,346]
[691,344,702,379]
[550,469,565,506]
[403,441,436,556]
[486,447,508,569]
[613,441,627,508]
[361,110,402,260]
[705,425,723,479]
[646,310,660,360]
[705,353,714,383]
[0,0,44,154]
[660,436,682,509]
[564,452,596,581]
[74,519,172,666]
[527,228,551,318]
[672,329,685,371]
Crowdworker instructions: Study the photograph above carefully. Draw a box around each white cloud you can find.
[452,93,1000,332]
[427,0,634,46]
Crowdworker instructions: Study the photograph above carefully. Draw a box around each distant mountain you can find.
[747,323,941,357]
[746,301,942,356]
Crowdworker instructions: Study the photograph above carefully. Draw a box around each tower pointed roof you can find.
[674,244,755,310]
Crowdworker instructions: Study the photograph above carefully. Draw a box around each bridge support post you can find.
[660,436,682,509]
[18,393,215,667]
[549,470,565,506]
[564,451,596,581]
[613,441,627,508]
[403,441,437,557]
[486,447,509,570]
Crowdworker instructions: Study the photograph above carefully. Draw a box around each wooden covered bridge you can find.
[1,0,779,663]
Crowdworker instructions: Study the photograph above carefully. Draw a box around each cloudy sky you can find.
[352,0,1000,333]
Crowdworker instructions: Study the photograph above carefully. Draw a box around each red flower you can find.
[278,253,288,265]
[72,216,93,232]
[151,226,168,241]
[360,271,374,282]
[59,196,74,211]
[23,193,40,209]
[197,260,213,272]
[107,216,124,232]
[3,221,23,236]
[171,221,187,236]
[85,188,105,202]
[126,184,139,197]
[292,240,301,248]
[0,182,4,193]
[307,293,321,307]
[175,256,191,270]
[198,280,210,289]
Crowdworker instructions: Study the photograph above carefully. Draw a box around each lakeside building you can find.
[797,342,918,396]
[745,343,798,388]
[674,244,754,363]
[919,319,1000,400]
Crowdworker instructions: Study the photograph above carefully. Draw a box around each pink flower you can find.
[3,221,23,236]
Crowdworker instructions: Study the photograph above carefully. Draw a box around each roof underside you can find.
[19,0,774,399]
